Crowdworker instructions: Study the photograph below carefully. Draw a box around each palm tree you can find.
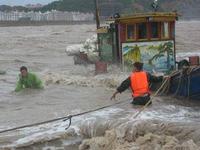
[148,41,173,68]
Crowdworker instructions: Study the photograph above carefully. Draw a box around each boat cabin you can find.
[97,12,178,73]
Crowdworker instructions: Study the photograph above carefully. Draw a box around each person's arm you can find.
[111,77,131,100]
[15,78,23,92]
[32,74,44,89]
[147,73,163,83]
[117,77,131,93]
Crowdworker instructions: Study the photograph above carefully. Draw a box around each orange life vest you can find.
[130,71,150,97]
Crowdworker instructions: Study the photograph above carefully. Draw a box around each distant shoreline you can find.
[0,19,199,27]
[0,20,95,27]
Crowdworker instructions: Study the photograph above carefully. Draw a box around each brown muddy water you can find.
[0,21,200,150]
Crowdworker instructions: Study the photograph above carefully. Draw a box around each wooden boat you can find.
[97,12,178,73]
[95,6,200,99]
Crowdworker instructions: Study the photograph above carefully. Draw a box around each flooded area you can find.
[0,21,200,149]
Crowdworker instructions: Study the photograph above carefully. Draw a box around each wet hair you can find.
[20,66,28,72]
[133,62,143,71]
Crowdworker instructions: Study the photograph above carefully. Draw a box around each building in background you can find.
[0,10,94,21]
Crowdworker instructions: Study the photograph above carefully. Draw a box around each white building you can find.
[0,10,94,21]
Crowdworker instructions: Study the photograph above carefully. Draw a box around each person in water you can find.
[15,66,43,92]
[111,62,163,105]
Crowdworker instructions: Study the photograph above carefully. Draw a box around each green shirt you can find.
[15,72,43,92]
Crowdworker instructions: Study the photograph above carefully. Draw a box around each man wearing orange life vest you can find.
[111,62,163,105]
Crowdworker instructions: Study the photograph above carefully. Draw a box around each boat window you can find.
[127,25,135,40]
[150,22,159,39]
[138,23,147,39]
[161,22,169,38]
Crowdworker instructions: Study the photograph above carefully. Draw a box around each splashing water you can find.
[0,21,200,149]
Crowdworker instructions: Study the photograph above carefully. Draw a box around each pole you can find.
[94,0,100,29]
[94,0,100,59]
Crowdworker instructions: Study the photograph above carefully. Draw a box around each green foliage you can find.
[148,42,173,65]
[40,0,95,13]
[0,5,29,12]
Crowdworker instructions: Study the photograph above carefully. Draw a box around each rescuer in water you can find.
[111,62,163,105]
[15,66,44,92]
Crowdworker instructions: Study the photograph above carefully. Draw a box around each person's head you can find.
[20,66,28,77]
[133,62,143,72]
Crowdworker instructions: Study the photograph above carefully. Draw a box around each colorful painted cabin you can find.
[97,12,178,73]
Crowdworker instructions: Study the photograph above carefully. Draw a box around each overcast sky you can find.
[0,0,56,6]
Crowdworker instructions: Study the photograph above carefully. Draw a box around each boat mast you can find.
[94,0,100,29]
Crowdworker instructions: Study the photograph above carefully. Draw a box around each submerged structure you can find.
[97,12,178,73]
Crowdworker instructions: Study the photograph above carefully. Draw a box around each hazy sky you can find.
[0,0,56,6]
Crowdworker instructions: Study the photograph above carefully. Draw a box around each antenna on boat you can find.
[151,0,159,12]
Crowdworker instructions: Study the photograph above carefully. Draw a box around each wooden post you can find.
[94,0,101,59]
[94,0,100,29]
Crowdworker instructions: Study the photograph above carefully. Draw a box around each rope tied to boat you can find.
[133,77,170,119]
[1,69,192,134]
[158,66,200,98]
[0,98,130,134]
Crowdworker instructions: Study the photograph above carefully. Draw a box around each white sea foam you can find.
[66,35,97,55]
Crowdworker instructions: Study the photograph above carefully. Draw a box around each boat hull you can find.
[169,67,200,100]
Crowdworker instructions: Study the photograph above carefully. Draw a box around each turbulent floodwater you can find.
[0,21,200,150]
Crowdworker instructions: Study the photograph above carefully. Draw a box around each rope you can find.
[67,78,171,127]
[0,116,72,134]
[187,73,191,99]
[186,67,196,99]
[173,72,183,97]
[156,70,179,95]
[64,98,129,119]
[158,78,170,95]
[160,66,200,98]
[0,69,185,134]
[133,77,169,119]
[0,98,130,134]
[132,66,200,119]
